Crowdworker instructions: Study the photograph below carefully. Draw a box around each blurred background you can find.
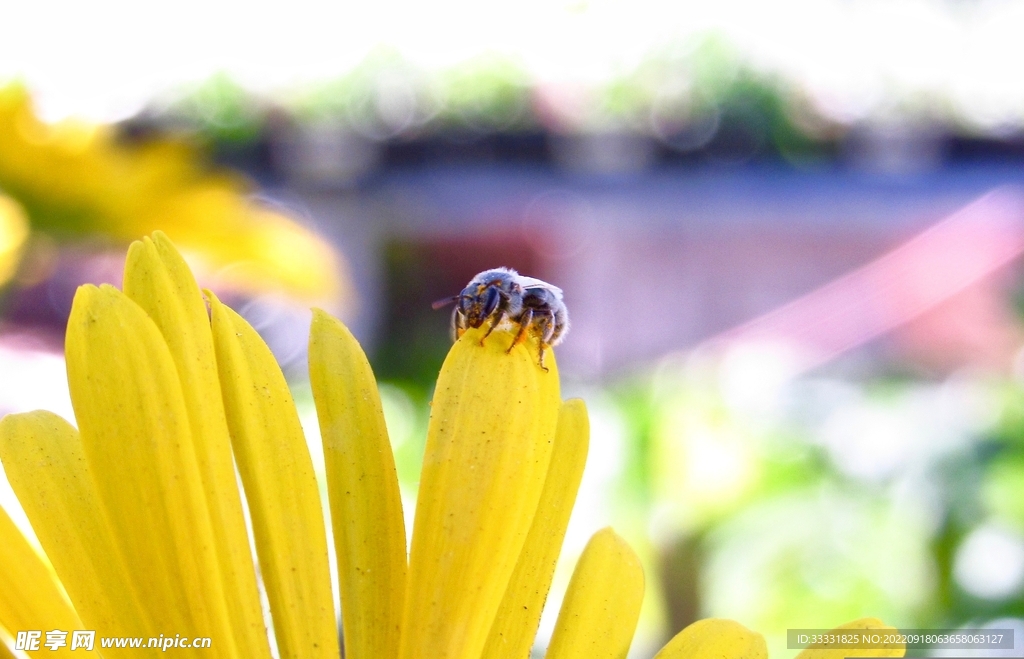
[4,1,1024,657]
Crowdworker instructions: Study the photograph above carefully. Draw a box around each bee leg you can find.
[536,310,556,372]
[479,311,506,346]
[537,309,556,343]
[453,307,467,340]
[506,308,533,355]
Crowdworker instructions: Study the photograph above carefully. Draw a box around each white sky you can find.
[3,0,1024,128]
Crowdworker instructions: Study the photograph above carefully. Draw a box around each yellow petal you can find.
[65,284,239,653]
[0,505,82,655]
[545,527,645,659]
[653,619,767,659]
[123,232,271,659]
[795,618,905,659]
[0,411,156,656]
[0,635,17,659]
[483,398,590,659]
[399,326,561,659]
[209,292,339,659]
[308,309,407,659]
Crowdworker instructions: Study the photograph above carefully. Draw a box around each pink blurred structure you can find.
[708,187,1024,373]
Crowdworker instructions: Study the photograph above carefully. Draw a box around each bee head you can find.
[459,283,501,328]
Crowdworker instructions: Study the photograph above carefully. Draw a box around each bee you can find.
[432,267,569,372]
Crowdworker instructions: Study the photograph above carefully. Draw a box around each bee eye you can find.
[482,287,500,316]
[457,287,475,312]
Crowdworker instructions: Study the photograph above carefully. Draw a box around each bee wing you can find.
[517,276,563,299]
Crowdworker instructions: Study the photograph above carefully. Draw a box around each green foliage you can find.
[170,73,266,144]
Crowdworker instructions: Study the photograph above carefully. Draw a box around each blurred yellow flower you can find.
[0,193,29,287]
[652,617,905,659]
[0,233,905,659]
[0,85,348,303]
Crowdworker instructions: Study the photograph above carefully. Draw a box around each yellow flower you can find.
[0,85,348,302]
[0,232,905,659]
[0,193,29,288]
[652,617,905,659]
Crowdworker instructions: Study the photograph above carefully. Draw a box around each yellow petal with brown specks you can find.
[0,505,81,657]
[65,284,239,656]
[0,411,158,657]
[399,326,560,659]
[545,528,645,659]
[482,398,589,659]
[653,619,767,659]
[123,232,271,659]
[209,292,339,659]
[308,309,406,659]
[795,618,905,659]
